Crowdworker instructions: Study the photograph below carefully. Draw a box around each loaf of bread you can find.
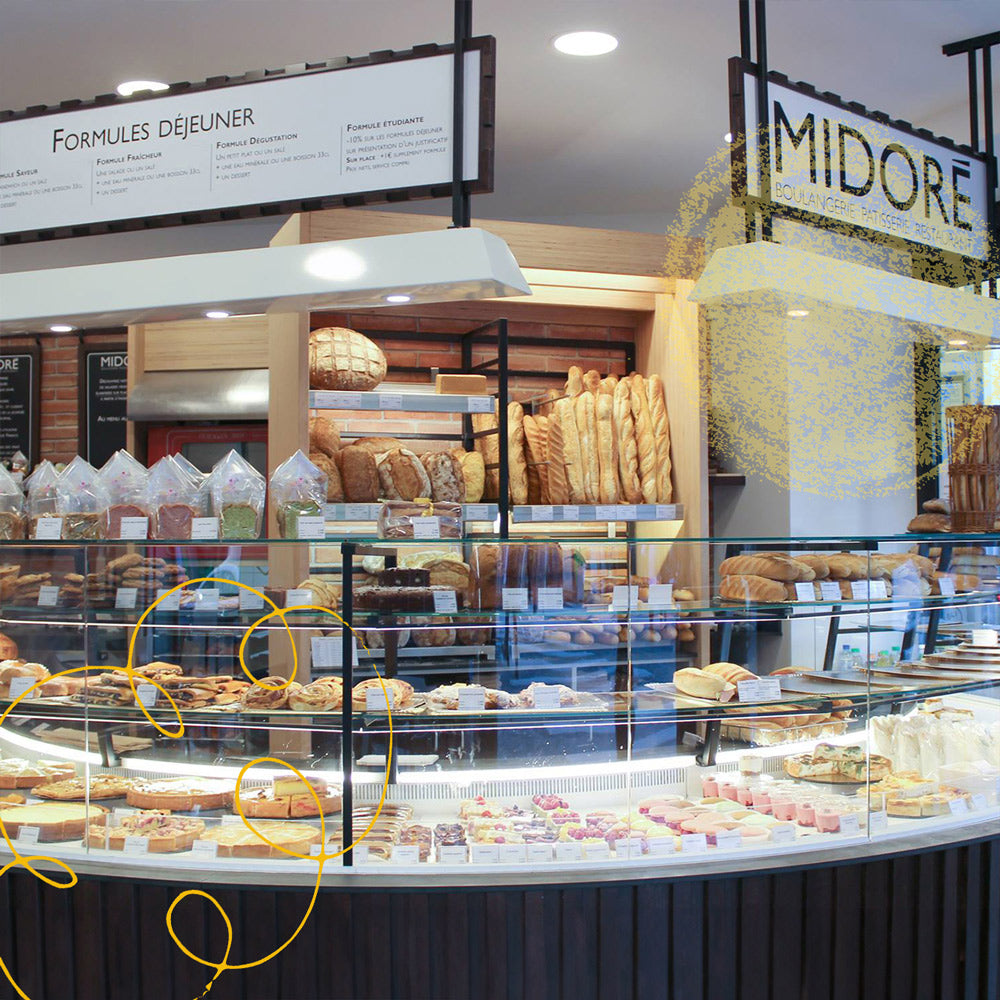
[719,574,787,603]
[337,447,379,502]
[473,544,500,609]
[574,391,598,503]
[452,449,485,503]
[554,397,585,504]
[703,661,756,685]
[349,436,405,454]
[922,497,950,514]
[308,417,341,457]
[508,401,528,505]
[599,376,618,395]
[582,369,601,393]
[471,409,500,500]
[826,553,868,580]
[613,379,642,504]
[545,408,570,504]
[908,513,951,533]
[719,554,804,582]
[310,453,344,502]
[566,366,584,398]
[595,392,618,504]
[377,449,432,501]
[646,374,672,502]
[309,327,386,391]
[420,452,465,503]
[523,414,548,504]
[629,374,657,504]
[674,668,736,701]
[795,554,830,579]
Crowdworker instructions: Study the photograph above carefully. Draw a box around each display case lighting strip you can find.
[0,725,102,765]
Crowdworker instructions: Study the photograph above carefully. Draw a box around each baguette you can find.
[795,554,830,579]
[582,369,601,393]
[545,408,571,504]
[596,392,618,504]
[646,374,673,502]
[719,554,804,582]
[522,414,549,504]
[613,379,643,504]
[554,398,585,504]
[629,374,658,504]
[472,409,500,500]
[674,668,736,701]
[566,366,584,398]
[574,391,599,503]
[599,376,618,395]
[507,401,529,505]
[718,574,787,603]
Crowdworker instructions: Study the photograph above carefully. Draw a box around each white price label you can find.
[332,392,364,409]
[850,580,871,600]
[531,505,554,522]
[190,517,219,540]
[468,396,494,413]
[970,794,988,811]
[457,687,486,711]
[819,581,842,602]
[714,829,742,851]
[33,517,63,540]
[972,629,998,647]
[561,505,580,521]
[536,588,563,611]
[869,580,888,600]
[502,587,529,611]
[221,815,244,826]
[498,844,528,864]
[296,516,326,540]
[135,684,158,708]
[115,587,138,610]
[412,517,441,539]
[286,589,313,607]
[770,824,796,844]
[191,839,218,859]
[948,798,969,815]
[736,678,783,702]
[437,845,468,864]
[471,844,500,864]
[794,582,816,602]
[37,586,60,607]
[123,836,149,856]
[391,845,420,863]
[118,516,149,540]
[344,503,374,520]
[432,589,458,613]
[655,505,677,520]
[595,505,617,522]
[839,813,861,836]
[680,833,708,854]
[365,688,394,712]
[308,843,322,857]
[554,842,583,861]
[112,808,137,822]
[526,843,552,863]
[530,686,562,710]
[197,589,220,612]
[585,841,611,860]
[645,584,673,609]
[7,676,37,701]
[612,585,640,611]
[15,827,40,846]
[937,577,956,597]
[647,837,676,857]
[311,636,356,668]
[463,504,491,521]
[379,393,404,410]
[621,838,646,859]
[155,589,180,612]
[616,505,639,520]
[351,844,369,863]
[239,590,265,611]
[869,811,888,834]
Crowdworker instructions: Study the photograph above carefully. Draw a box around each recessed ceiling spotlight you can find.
[948,338,969,347]
[204,310,231,320]
[786,309,810,318]
[553,31,619,56]
[384,294,412,304]
[117,80,169,97]
[49,324,75,333]
[724,132,733,144]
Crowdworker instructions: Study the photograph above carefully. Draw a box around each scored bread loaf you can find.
[337,447,379,502]
[554,397,585,504]
[582,369,601,393]
[599,375,618,395]
[566,366,584,398]
[545,404,572,505]
[629,374,657,504]
[613,379,642,504]
[507,401,529,505]
[523,414,549,505]
[795,554,830,579]
[719,554,804,582]
[646,374,672,503]
[349,436,405,454]
[377,449,432,501]
[471,408,500,500]
[310,453,344,502]
[452,450,485,504]
[595,392,618,504]
[826,553,868,580]
[420,452,466,503]
[703,661,757,685]
[718,574,787,603]
[574,391,599,504]
[308,417,341,458]
[309,327,386,391]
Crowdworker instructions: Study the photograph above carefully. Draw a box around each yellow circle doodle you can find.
[0,577,393,1000]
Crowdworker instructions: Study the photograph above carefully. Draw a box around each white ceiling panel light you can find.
[204,310,231,319]
[116,79,169,97]
[49,324,75,332]
[0,229,531,333]
[553,31,619,56]
[385,294,413,304]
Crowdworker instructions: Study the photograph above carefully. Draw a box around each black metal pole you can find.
[497,318,509,538]
[983,47,997,298]
[968,49,980,150]
[739,0,752,61]
[340,541,355,866]
[754,0,772,241]
[451,0,472,229]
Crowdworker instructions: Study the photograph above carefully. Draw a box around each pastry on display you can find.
[85,810,206,853]
[204,819,322,858]
[235,775,341,818]
[0,758,75,788]
[784,744,891,783]
[0,660,50,698]
[34,775,133,800]
[0,632,17,662]
[294,577,339,609]
[126,777,232,812]
[240,677,301,711]
[309,327,387,392]
[516,682,581,708]
[288,678,344,712]
[0,801,108,841]
[397,824,432,861]
[352,677,415,710]
[425,683,513,711]
[673,668,737,701]
[377,500,462,539]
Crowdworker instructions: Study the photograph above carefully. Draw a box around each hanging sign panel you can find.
[0,39,493,243]
[79,344,128,468]
[730,58,990,261]
[0,346,40,468]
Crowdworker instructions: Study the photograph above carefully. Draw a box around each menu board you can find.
[0,346,40,468]
[79,344,127,467]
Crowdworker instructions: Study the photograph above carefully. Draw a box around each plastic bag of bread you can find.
[148,457,199,540]
[206,450,266,540]
[55,457,110,540]
[0,466,25,541]
[170,453,211,516]
[270,451,327,539]
[309,327,387,391]
[99,450,150,539]
[377,499,462,539]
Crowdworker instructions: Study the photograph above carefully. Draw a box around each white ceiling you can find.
[0,0,997,273]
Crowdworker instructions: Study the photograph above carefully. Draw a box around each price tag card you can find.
[621,838,646,859]
[286,589,313,607]
[680,833,708,854]
[432,589,458,613]
[155,588,181,612]
[313,391,362,409]
[197,589,220,612]
[457,687,486,712]
[554,842,583,861]
[612,585,640,611]
[311,636,356,668]
[949,798,969,815]
[468,396,495,413]
[595,505,617,522]
[344,503,375,520]
[221,814,244,826]
[869,811,888,834]
[937,577,956,597]
[412,516,441,539]
[437,845,468,864]
[33,517,63,540]
[498,844,528,864]
[531,505,554,522]
[239,590,265,612]
[352,844,369,863]
[839,813,861,836]
[471,844,500,864]
[970,794,988,811]
[391,845,420,863]
[191,517,220,540]
[191,839,218,859]
[655,504,677,520]
[118,516,149,540]
[526,843,552,864]
[770,824,796,844]
[8,676,37,701]
[15,827,40,847]
[736,678,783,702]
[123,836,149,856]
[819,581,842,602]
[536,588,563,611]
[379,393,404,410]
[365,688,395,712]
[308,843,323,857]
[869,580,888,600]
[463,504,491,521]
[645,583,673,609]
[502,587,529,611]
[115,587,138,610]
[37,586,60,607]
[296,516,326,540]
[714,829,742,851]
[616,505,639,520]
[647,837,676,857]
[794,582,816,602]
[531,685,562,710]
[135,684,158,708]
[560,504,580,521]
[112,808,138,822]
[585,841,611,860]
[850,580,871,600]
[972,629,998,647]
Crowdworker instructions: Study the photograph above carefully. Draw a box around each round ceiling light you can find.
[948,338,969,347]
[116,80,169,97]
[49,324,75,333]
[724,132,733,144]
[204,310,231,320]
[553,31,619,56]
[786,309,810,318]
[385,294,412,304]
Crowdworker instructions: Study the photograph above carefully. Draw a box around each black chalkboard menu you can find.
[0,345,40,469]
[79,344,128,467]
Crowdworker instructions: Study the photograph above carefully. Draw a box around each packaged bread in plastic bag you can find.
[207,450,266,539]
[148,456,200,539]
[0,466,25,540]
[270,450,327,539]
[55,456,110,539]
[100,450,151,538]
